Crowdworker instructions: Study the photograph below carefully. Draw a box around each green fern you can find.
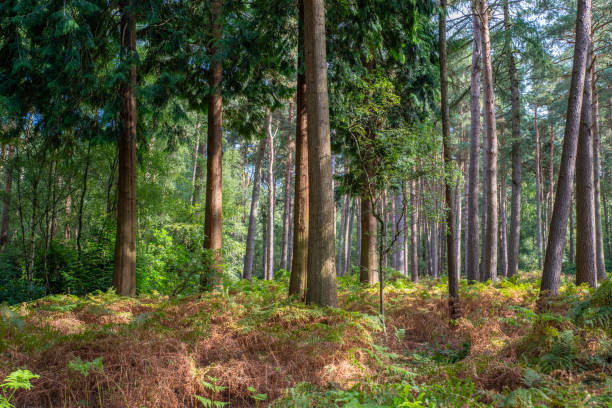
[0,369,39,408]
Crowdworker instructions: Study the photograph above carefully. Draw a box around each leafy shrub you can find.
[0,369,39,408]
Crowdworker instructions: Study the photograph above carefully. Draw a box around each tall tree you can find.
[304,0,337,306]
[440,0,460,319]
[243,138,266,280]
[281,109,295,271]
[113,1,138,296]
[0,146,13,250]
[479,0,498,282]
[534,105,543,269]
[540,0,592,297]
[575,43,597,288]
[289,0,309,299]
[202,0,224,289]
[467,0,482,283]
[410,178,418,282]
[265,112,276,280]
[591,69,606,282]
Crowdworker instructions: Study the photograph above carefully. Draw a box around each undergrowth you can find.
[0,272,610,407]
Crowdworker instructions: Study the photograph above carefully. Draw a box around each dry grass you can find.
[0,273,607,407]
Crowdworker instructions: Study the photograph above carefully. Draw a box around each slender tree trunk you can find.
[76,143,91,258]
[500,165,508,277]
[534,106,544,269]
[395,193,405,274]
[602,194,611,261]
[281,128,295,271]
[192,124,206,205]
[0,146,13,250]
[575,44,597,288]
[304,0,337,306]
[540,0,592,297]
[344,198,355,276]
[289,0,309,299]
[504,0,523,276]
[467,0,482,283]
[113,1,137,296]
[202,0,224,289]
[265,112,275,280]
[360,196,378,284]
[480,114,488,281]
[548,123,555,228]
[591,70,606,281]
[480,0,498,283]
[431,218,438,279]
[243,138,266,280]
[336,194,348,276]
[569,199,575,264]
[440,0,460,318]
[410,178,418,281]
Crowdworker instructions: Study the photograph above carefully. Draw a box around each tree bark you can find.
[394,193,405,274]
[575,45,597,288]
[289,0,308,299]
[243,138,266,280]
[265,112,275,280]
[591,69,606,282]
[440,0,460,318]
[603,193,611,262]
[344,198,355,276]
[540,0,591,296]
[410,178,418,282]
[304,0,337,306]
[0,146,13,250]
[191,124,205,205]
[467,0,482,283]
[500,165,509,277]
[337,194,349,275]
[76,143,91,258]
[281,125,295,271]
[480,0,498,283]
[360,196,378,284]
[534,105,543,269]
[548,123,555,229]
[202,0,224,289]
[113,1,137,296]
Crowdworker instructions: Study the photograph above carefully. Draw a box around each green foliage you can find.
[195,376,228,408]
[68,356,104,378]
[0,369,39,408]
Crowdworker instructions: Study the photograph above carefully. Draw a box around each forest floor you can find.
[1,271,611,407]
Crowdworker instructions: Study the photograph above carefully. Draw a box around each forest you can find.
[0,0,611,406]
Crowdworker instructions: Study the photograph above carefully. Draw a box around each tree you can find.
[264,112,276,280]
[243,138,266,280]
[440,0,460,319]
[467,0,482,284]
[303,0,337,307]
[281,105,295,271]
[289,0,309,300]
[534,105,543,269]
[0,146,13,250]
[575,42,597,288]
[591,67,606,282]
[113,1,138,296]
[202,0,224,289]
[540,0,592,297]
[479,0,499,283]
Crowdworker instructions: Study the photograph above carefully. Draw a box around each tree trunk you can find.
[336,194,351,276]
[591,69,606,282]
[569,200,575,264]
[265,112,275,280]
[360,196,378,284]
[289,0,308,299]
[76,143,91,258]
[0,146,13,250]
[336,194,348,275]
[410,178,418,281]
[534,105,544,269]
[202,0,224,289]
[500,165,508,277]
[192,124,205,205]
[304,0,337,306]
[548,123,555,229]
[243,138,266,280]
[540,0,591,297]
[467,0,482,283]
[113,2,137,296]
[344,198,355,276]
[440,0,460,318]
[281,126,295,271]
[602,194,611,261]
[356,200,361,266]
[480,0,498,283]
[575,44,597,288]
[394,193,405,274]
